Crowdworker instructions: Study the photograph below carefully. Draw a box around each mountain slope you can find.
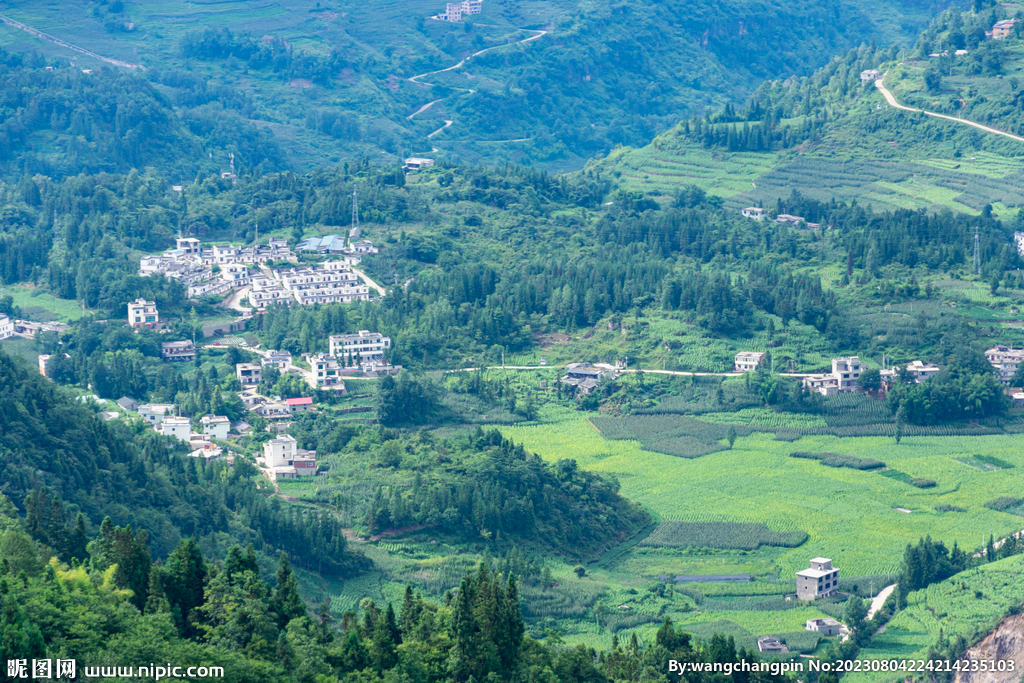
[0,0,963,174]
[595,5,1024,217]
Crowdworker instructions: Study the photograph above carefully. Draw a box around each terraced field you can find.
[849,554,1024,683]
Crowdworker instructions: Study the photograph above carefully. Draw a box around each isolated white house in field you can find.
[734,351,765,372]
[796,558,839,600]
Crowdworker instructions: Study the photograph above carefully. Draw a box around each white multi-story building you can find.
[985,345,1024,384]
[128,299,159,329]
[235,362,262,385]
[832,356,862,390]
[248,276,291,309]
[330,331,392,364]
[0,315,13,340]
[1014,232,1024,257]
[159,416,192,443]
[201,414,231,440]
[248,264,370,309]
[139,404,176,425]
[802,356,864,395]
[262,434,317,479]
[796,558,839,600]
[162,341,196,363]
[309,354,345,389]
[734,351,765,372]
[741,207,765,221]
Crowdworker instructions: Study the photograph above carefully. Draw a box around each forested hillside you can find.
[0,349,356,573]
[0,0,959,172]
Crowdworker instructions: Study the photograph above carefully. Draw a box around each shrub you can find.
[790,451,885,470]
[910,478,937,488]
[935,504,966,513]
[985,496,1024,512]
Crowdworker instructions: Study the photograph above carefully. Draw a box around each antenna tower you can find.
[974,226,980,275]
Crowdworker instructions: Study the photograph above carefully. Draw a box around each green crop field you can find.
[849,554,1024,683]
[502,417,1024,577]
[1,286,88,322]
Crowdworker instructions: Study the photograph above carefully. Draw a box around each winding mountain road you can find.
[407,29,546,144]
[874,76,1024,143]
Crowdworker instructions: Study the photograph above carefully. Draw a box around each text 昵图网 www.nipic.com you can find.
[7,659,225,680]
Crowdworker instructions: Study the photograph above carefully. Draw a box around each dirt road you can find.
[874,76,1024,143]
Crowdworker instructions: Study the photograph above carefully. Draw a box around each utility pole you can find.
[974,226,980,276]
[351,186,359,238]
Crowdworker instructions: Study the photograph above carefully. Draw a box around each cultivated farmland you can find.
[502,417,1024,577]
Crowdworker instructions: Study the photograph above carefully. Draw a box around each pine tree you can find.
[271,554,305,630]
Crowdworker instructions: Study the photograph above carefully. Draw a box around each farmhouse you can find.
[434,0,482,21]
[986,345,1024,384]
[860,69,882,82]
[255,401,292,419]
[158,416,192,443]
[116,397,140,411]
[0,315,12,340]
[309,354,345,390]
[235,363,262,385]
[802,356,863,395]
[261,350,292,369]
[404,157,435,171]
[880,360,941,384]
[756,636,787,653]
[286,397,314,414]
[1014,231,1024,257]
[806,618,843,636]
[188,444,224,465]
[560,363,615,395]
[161,341,196,363]
[796,557,839,600]
[741,207,765,221]
[201,414,231,440]
[12,320,70,337]
[262,434,317,480]
[138,404,175,425]
[734,351,765,372]
[128,299,159,329]
[992,18,1017,39]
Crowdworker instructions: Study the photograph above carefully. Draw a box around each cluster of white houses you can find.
[248,261,371,309]
[985,345,1024,384]
[733,351,940,396]
[140,237,296,299]
[139,236,377,303]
